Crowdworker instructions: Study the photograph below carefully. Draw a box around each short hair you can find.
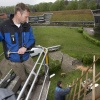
[57,81,62,87]
[14,3,30,14]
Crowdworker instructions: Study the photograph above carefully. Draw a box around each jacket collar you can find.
[9,14,29,28]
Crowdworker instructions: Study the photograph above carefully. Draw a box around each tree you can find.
[78,0,88,9]
[33,2,52,12]
[87,0,96,10]
[50,0,65,11]
[64,0,69,5]
[66,0,78,10]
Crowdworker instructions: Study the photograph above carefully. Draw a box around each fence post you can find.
[78,71,83,100]
[69,80,74,100]
[73,78,78,100]
[66,84,69,99]
[84,72,88,99]
[92,55,95,100]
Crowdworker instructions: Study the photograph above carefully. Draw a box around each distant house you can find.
[92,9,100,25]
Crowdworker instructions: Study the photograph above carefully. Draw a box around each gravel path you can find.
[84,28,94,35]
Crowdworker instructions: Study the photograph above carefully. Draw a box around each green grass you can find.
[33,26,100,59]
[51,10,93,21]
[31,9,94,21]
[48,69,93,100]
[33,26,100,99]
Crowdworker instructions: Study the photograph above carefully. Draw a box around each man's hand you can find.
[18,47,27,54]
[68,85,72,88]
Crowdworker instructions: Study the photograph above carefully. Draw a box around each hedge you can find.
[83,31,100,46]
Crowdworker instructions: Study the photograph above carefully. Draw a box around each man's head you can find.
[14,3,30,23]
[57,81,62,88]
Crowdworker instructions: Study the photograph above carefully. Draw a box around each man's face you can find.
[18,10,30,23]
[60,83,62,87]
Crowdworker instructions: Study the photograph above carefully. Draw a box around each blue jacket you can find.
[0,16,35,62]
[54,86,71,100]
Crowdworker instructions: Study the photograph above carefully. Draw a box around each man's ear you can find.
[17,11,22,16]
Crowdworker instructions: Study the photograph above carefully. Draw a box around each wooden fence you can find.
[66,55,100,100]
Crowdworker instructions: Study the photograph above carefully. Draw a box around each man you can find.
[0,3,35,82]
[54,81,71,100]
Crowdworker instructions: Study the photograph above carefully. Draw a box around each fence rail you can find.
[67,55,100,100]
[17,47,50,100]
[51,21,94,26]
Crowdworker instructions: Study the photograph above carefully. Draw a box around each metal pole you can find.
[45,51,49,65]
[38,65,49,100]
[25,49,48,100]
[17,50,44,100]
[92,55,95,100]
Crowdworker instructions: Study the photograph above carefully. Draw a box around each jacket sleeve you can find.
[59,87,71,96]
[25,26,35,49]
[0,26,4,41]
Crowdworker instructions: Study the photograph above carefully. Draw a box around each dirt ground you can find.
[76,65,93,72]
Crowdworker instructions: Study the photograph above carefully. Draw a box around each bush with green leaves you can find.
[82,54,93,64]
[77,27,83,33]
[83,31,100,46]
[49,59,61,74]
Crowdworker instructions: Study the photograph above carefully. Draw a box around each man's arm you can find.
[59,87,71,96]
[24,26,35,49]
[0,27,4,41]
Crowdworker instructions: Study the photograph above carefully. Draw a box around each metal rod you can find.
[38,65,49,100]
[25,48,48,100]
[45,81,51,100]
[0,69,13,84]
[17,49,44,100]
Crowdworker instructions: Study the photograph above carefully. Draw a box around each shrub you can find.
[77,27,83,33]
[82,54,93,64]
[49,59,61,74]
[81,54,100,65]
[83,31,100,46]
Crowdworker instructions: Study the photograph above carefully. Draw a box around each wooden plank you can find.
[78,71,83,100]
[92,55,95,100]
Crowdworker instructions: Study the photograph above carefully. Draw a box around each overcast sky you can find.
[0,0,57,6]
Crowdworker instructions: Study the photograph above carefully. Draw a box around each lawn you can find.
[32,26,100,99]
[33,26,100,59]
